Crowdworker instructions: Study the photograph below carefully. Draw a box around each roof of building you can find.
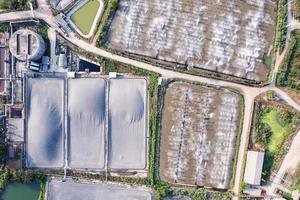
[244,151,265,185]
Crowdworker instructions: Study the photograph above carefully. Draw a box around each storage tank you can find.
[9,29,46,61]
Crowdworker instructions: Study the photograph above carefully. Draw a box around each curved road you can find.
[1,0,300,198]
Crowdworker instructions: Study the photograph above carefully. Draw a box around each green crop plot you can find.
[70,0,100,35]
[261,109,290,153]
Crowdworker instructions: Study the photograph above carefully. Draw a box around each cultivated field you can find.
[26,78,64,168]
[67,78,106,169]
[47,179,153,200]
[160,82,241,189]
[107,0,276,82]
[25,76,148,172]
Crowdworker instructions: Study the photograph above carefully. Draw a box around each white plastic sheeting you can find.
[68,78,106,169]
[26,78,64,168]
[108,79,147,169]
[25,77,148,171]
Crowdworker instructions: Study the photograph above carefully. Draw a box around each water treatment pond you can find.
[0,182,40,200]
[79,59,100,72]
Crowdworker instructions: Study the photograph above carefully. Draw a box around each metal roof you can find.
[244,151,265,185]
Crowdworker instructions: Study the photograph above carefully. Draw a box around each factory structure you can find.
[9,29,46,62]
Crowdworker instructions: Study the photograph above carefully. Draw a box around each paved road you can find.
[1,1,300,199]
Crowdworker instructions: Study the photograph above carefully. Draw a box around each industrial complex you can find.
[0,0,300,199]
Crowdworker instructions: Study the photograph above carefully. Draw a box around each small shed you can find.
[244,151,265,185]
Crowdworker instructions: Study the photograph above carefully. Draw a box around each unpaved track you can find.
[0,0,300,199]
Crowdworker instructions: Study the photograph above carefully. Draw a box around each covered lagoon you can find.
[0,182,41,200]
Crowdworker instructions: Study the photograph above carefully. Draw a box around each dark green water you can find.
[0,182,40,200]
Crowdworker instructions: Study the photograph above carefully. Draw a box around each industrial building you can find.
[9,29,46,61]
[244,151,265,185]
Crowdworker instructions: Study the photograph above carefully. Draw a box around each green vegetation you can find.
[174,189,232,200]
[261,110,291,152]
[255,107,298,182]
[282,191,293,200]
[70,0,100,35]
[0,143,6,161]
[239,181,249,193]
[37,23,50,57]
[275,0,288,53]
[277,30,300,92]
[0,23,9,32]
[264,55,273,68]
[230,94,244,188]
[267,90,276,99]
[37,24,48,39]
[0,0,32,11]
[96,0,119,47]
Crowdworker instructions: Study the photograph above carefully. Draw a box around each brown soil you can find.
[159,82,241,189]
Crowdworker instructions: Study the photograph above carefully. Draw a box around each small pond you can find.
[0,182,41,200]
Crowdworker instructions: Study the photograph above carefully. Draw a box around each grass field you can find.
[262,110,289,153]
[70,0,100,35]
